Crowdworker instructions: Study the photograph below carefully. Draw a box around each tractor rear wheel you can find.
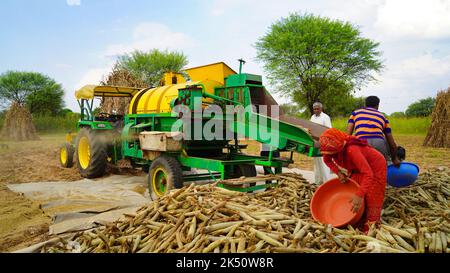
[59,142,74,168]
[148,155,183,198]
[75,128,107,178]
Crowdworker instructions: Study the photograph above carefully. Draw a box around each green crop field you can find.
[32,114,80,134]
[0,113,80,135]
[331,117,431,135]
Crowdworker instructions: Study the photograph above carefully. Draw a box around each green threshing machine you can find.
[59,61,327,197]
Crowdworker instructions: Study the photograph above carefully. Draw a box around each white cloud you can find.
[104,22,196,57]
[375,0,450,40]
[75,66,111,90]
[391,53,450,79]
[364,53,450,113]
[66,0,81,6]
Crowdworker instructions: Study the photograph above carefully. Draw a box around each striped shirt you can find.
[348,107,391,140]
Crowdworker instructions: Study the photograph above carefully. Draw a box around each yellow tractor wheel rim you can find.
[78,136,90,169]
[60,147,67,165]
[152,167,167,197]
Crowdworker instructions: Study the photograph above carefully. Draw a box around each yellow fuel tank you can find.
[129,62,236,114]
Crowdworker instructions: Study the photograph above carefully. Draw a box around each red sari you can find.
[320,129,387,231]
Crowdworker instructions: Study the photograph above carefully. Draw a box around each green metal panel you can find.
[178,156,257,180]
[121,122,138,158]
[226,74,262,87]
[178,156,225,172]
[245,74,262,83]
[77,120,113,130]
[159,117,179,132]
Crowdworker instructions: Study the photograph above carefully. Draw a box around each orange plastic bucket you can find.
[310,178,365,228]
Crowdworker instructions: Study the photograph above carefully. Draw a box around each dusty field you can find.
[0,135,81,252]
[0,133,448,252]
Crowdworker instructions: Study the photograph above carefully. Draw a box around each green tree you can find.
[0,71,65,115]
[321,94,365,118]
[118,49,188,86]
[405,97,436,117]
[58,108,73,117]
[255,13,383,115]
[390,111,406,118]
[280,103,302,116]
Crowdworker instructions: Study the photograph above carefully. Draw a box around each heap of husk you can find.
[99,64,148,115]
[40,169,449,253]
[423,88,449,148]
[0,102,39,141]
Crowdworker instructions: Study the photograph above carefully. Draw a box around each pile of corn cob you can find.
[40,168,449,253]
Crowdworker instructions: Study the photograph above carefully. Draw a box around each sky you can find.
[1,0,449,114]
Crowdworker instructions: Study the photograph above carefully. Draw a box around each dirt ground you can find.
[0,135,81,252]
[0,133,448,252]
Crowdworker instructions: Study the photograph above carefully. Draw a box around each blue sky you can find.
[1,0,450,114]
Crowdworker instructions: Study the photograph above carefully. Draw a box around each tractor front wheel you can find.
[75,128,107,178]
[148,155,183,198]
[59,143,74,168]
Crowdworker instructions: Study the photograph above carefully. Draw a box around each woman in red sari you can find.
[319,128,387,232]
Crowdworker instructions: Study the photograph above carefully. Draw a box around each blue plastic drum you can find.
[387,162,420,187]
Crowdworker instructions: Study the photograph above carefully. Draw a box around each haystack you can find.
[99,65,147,115]
[0,102,39,141]
[423,88,450,148]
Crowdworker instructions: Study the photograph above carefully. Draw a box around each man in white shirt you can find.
[310,102,333,185]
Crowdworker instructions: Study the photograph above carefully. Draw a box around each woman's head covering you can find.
[319,128,348,154]
[319,128,369,155]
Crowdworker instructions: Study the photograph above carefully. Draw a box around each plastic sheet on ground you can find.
[7,175,150,235]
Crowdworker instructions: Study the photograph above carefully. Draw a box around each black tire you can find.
[148,155,183,197]
[59,142,74,168]
[75,128,107,178]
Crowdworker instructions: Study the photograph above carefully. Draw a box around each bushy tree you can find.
[405,97,436,117]
[118,49,188,87]
[0,71,65,115]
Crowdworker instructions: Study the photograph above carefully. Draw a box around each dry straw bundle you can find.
[99,65,147,115]
[0,102,39,141]
[423,88,449,148]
